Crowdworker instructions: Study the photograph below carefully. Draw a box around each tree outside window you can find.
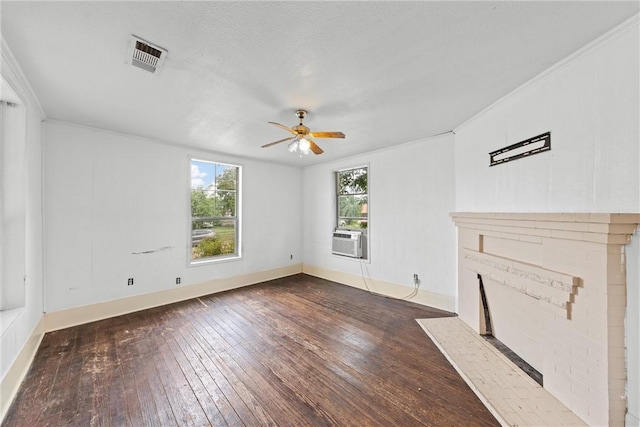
[337,167,368,229]
[190,159,240,262]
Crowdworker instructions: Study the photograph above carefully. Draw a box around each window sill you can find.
[189,254,242,267]
[331,253,370,263]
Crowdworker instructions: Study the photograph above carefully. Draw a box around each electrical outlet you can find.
[290,254,293,260]
[413,273,419,284]
[176,277,181,285]
[127,278,134,286]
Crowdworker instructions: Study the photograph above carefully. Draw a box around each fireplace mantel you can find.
[451,212,640,427]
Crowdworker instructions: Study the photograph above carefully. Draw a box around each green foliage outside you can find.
[338,168,367,195]
[337,167,368,228]
[191,165,238,259]
[192,233,235,259]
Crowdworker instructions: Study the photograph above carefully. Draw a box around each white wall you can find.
[44,121,302,312]
[0,39,45,415]
[454,20,639,213]
[302,133,457,311]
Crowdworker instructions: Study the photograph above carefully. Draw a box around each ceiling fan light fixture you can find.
[299,138,311,153]
[287,137,311,156]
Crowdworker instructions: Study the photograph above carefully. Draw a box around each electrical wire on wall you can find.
[400,274,420,300]
[359,259,421,301]
[359,259,374,294]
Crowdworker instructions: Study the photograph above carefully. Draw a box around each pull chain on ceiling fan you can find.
[262,110,345,156]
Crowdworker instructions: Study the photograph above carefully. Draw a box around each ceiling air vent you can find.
[127,35,167,74]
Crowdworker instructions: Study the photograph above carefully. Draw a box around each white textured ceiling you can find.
[2,1,638,166]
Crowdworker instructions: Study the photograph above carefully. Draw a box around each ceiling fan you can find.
[262,110,345,155]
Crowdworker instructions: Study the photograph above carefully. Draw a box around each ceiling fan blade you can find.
[261,136,294,148]
[268,121,296,135]
[308,131,345,139]
[307,139,324,155]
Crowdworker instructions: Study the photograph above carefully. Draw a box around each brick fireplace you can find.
[451,213,640,426]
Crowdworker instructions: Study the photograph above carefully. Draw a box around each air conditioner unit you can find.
[332,231,363,258]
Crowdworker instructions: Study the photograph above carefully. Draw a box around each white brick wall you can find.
[452,213,640,426]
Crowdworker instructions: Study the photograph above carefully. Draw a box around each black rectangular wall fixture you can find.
[489,132,551,166]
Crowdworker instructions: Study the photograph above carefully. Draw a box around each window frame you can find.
[335,165,369,231]
[189,157,242,266]
[334,164,370,261]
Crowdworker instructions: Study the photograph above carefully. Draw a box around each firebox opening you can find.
[477,273,543,386]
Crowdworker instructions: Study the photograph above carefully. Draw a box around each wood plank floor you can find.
[3,274,499,426]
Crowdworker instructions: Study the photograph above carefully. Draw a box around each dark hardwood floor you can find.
[3,274,499,426]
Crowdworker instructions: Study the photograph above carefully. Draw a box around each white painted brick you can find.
[553,342,572,361]
[569,302,588,321]
[570,399,592,425]
[569,359,590,379]
[607,283,627,297]
[569,380,591,404]
[569,317,590,337]
[526,227,553,237]
[607,254,626,274]
[607,309,626,327]
[585,337,607,360]
[607,327,625,350]
[586,396,610,427]
[568,337,589,359]
[450,212,639,426]
[587,320,608,342]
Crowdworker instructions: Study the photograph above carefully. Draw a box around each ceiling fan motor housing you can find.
[293,124,310,135]
[295,109,307,121]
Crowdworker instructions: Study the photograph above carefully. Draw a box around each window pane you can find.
[354,195,368,218]
[338,168,367,195]
[191,219,237,260]
[338,195,356,218]
[338,194,368,218]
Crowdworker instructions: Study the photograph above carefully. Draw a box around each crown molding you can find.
[1,37,46,119]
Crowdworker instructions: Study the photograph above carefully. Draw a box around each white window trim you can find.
[333,163,370,262]
[188,157,242,266]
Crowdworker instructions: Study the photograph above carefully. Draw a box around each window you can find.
[190,159,240,263]
[336,166,368,230]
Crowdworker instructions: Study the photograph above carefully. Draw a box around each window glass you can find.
[336,167,368,229]
[190,159,240,262]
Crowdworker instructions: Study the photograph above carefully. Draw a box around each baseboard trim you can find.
[45,264,302,332]
[1,316,45,423]
[302,264,455,312]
